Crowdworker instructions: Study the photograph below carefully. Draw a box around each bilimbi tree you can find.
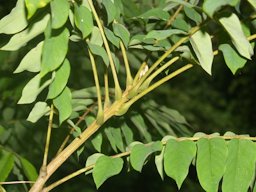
[0,0,256,191]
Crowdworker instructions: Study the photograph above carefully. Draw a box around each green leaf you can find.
[27,102,50,123]
[130,114,152,142]
[51,0,70,29]
[25,0,51,19]
[155,147,164,180]
[88,43,109,66]
[0,150,14,182]
[164,139,196,189]
[102,0,117,24]
[137,8,170,20]
[219,13,253,59]
[130,142,162,172]
[14,41,43,73]
[190,30,213,75]
[196,138,227,192]
[184,6,202,24]
[145,29,187,41]
[121,123,134,146]
[203,0,239,17]
[20,157,38,181]
[18,74,40,104]
[0,0,28,34]
[247,0,256,8]
[219,44,247,74]
[113,23,130,47]
[104,27,120,48]
[48,59,70,99]
[91,133,103,152]
[110,128,125,152]
[40,28,70,77]
[74,4,93,39]
[90,27,103,46]
[105,128,117,152]
[222,139,256,192]
[0,14,50,51]
[53,87,72,124]
[93,156,124,189]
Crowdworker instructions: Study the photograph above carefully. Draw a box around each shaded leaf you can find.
[74,4,93,39]
[20,157,38,181]
[164,139,196,189]
[18,74,40,104]
[219,13,253,59]
[0,14,50,51]
[190,30,213,75]
[121,123,134,146]
[48,59,70,99]
[90,27,103,46]
[130,142,162,172]
[40,28,70,77]
[247,0,256,8]
[155,147,164,180]
[219,44,247,74]
[0,150,14,182]
[184,6,202,24]
[137,8,169,20]
[91,133,103,152]
[222,139,256,192]
[102,0,117,24]
[104,27,120,48]
[197,138,227,192]
[53,87,72,124]
[14,41,43,73]
[93,156,123,189]
[88,43,109,66]
[113,23,130,47]
[145,29,187,41]
[51,0,70,29]
[0,0,27,34]
[27,102,50,123]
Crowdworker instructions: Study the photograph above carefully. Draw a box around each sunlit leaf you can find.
[130,142,162,172]
[164,139,196,189]
[53,87,72,124]
[14,41,43,73]
[0,0,27,34]
[0,150,14,182]
[247,0,256,8]
[203,0,239,17]
[0,14,50,51]
[48,59,70,99]
[219,44,247,74]
[25,0,51,18]
[222,139,256,192]
[197,138,227,192]
[190,30,213,75]
[93,155,123,189]
[155,147,164,180]
[40,28,70,77]
[20,157,38,181]
[184,6,202,24]
[51,0,70,29]
[90,27,103,46]
[219,13,253,59]
[27,102,50,123]
[74,4,93,39]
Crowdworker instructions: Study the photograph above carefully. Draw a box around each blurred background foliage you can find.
[0,0,256,191]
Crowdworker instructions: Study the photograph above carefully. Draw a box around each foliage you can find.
[0,0,256,192]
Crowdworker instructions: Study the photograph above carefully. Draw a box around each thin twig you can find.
[0,181,35,185]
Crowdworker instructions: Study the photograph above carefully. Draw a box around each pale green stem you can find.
[120,40,133,87]
[41,104,54,175]
[88,49,104,124]
[104,68,111,109]
[88,0,122,100]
